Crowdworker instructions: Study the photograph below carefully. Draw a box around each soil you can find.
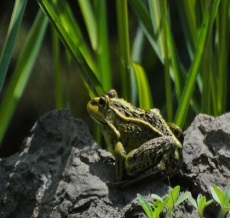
[0,109,230,218]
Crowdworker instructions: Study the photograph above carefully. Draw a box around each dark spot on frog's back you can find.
[124,110,133,117]
[144,112,159,124]
[132,111,141,118]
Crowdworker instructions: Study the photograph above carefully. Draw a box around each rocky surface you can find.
[0,110,230,218]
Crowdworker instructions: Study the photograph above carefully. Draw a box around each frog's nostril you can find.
[91,99,96,105]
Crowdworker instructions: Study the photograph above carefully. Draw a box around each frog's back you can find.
[144,109,174,137]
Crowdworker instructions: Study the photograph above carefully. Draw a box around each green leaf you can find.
[116,0,132,101]
[175,191,192,207]
[224,185,230,202]
[187,195,198,209]
[132,62,153,109]
[51,28,64,109]
[0,10,48,145]
[175,0,220,127]
[153,197,168,218]
[137,194,153,218]
[151,194,164,202]
[0,0,28,93]
[167,186,180,210]
[197,195,206,216]
[95,0,111,91]
[129,0,159,58]
[216,0,230,115]
[211,185,226,206]
[78,0,97,50]
[37,0,104,97]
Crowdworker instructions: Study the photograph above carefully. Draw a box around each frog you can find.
[87,89,183,183]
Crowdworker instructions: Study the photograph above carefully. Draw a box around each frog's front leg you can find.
[125,136,183,178]
[113,141,127,181]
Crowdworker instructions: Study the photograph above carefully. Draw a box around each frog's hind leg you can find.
[124,136,183,186]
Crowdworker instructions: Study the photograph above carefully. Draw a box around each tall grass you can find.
[0,0,229,147]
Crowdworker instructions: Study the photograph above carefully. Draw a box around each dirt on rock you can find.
[0,110,230,218]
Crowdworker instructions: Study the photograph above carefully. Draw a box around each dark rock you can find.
[0,110,230,217]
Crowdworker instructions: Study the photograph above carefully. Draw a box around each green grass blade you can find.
[129,0,161,61]
[176,0,197,56]
[188,195,198,209]
[153,198,168,217]
[131,27,144,101]
[216,0,230,115]
[137,194,153,218]
[0,10,48,146]
[211,185,226,206]
[175,191,191,207]
[130,0,184,104]
[95,0,111,91]
[37,0,104,96]
[51,28,64,109]
[167,186,180,210]
[160,0,172,121]
[116,0,132,100]
[132,62,153,109]
[148,0,164,58]
[132,27,145,62]
[201,35,212,114]
[78,0,97,50]
[164,17,185,101]
[0,0,28,93]
[175,0,220,127]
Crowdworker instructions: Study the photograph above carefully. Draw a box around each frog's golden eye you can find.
[99,97,106,109]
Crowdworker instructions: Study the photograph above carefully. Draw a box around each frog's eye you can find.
[98,97,106,109]
[106,89,118,98]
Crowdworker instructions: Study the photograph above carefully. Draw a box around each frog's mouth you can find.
[87,99,107,124]
[87,100,121,138]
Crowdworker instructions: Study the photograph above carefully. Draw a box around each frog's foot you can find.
[111,168,162,189]
[115,163,180,189]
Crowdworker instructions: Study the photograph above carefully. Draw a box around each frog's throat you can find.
[92,116,121,139]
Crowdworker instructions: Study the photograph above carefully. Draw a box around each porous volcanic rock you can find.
[0,110,230,218]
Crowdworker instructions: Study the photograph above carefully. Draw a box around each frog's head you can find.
[87,89,121,138]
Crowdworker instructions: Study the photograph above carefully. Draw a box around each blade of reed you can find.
[201,34,212,114]
[176,0,197,56]
[131,27,144,102]
[78,0,97,50]
[148,0,164,57]
[132,62,153,110]
[175,0,220,127]
[0,10,48,146]
[0,0,28,93]
[160,0,172,121]
[37,0,104,97]
[51,28,64,109]
[129,0,162,61]
[165,20,185,101]
[130,0,184,102]
[116,0,132,101]
[95,0,111,91]
[216,0,229,115]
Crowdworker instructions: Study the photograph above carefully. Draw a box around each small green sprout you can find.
[210,185,230,218]
[137,186,191,218]
[165,186,191,217]
[188,194,214,218]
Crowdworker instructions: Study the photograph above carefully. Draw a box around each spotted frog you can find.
[87,89,183,182]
